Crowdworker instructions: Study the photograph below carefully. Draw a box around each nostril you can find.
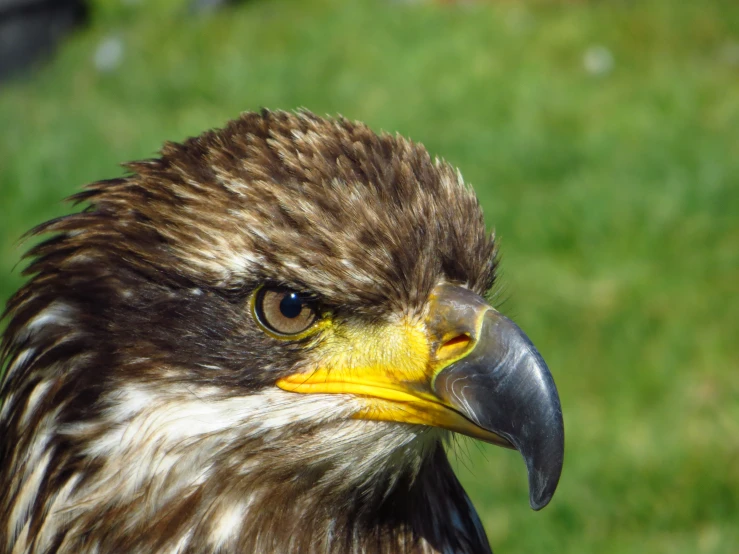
[443,335,471,348]
[437,334,473,361]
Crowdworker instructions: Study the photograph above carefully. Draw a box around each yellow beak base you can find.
[275,283,511,448]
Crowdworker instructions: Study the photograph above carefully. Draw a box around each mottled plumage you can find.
[0,110,563,554]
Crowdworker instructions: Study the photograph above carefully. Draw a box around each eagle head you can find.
[0,110,564,553]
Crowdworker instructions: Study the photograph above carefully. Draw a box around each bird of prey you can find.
[0,110,564,554]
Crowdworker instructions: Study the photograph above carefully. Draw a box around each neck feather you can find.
[2,376,491,554]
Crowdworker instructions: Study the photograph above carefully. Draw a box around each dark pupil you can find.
[279,293,303,319]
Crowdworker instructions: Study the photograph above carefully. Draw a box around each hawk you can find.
[0,110,564,553]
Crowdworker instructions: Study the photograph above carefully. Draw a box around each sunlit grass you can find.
[1,0,738,551]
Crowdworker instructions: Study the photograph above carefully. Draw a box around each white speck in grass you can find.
[583,45,614,77]
[93,36,124,73]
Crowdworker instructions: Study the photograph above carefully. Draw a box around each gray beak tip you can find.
[518,407,565,511]
[527,447,564,510]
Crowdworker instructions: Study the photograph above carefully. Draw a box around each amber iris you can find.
[254,287,318,336]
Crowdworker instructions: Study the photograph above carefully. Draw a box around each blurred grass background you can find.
[1,0,738,551]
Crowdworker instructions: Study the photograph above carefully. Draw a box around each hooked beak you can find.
[429,286,565,510]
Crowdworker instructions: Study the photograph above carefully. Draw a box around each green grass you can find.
[1,0,738,551]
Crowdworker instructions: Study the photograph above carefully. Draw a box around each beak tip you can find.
[528,474,558,511]
[524,436,564,511]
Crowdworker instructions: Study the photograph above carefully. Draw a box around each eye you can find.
[253,287,318,337]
